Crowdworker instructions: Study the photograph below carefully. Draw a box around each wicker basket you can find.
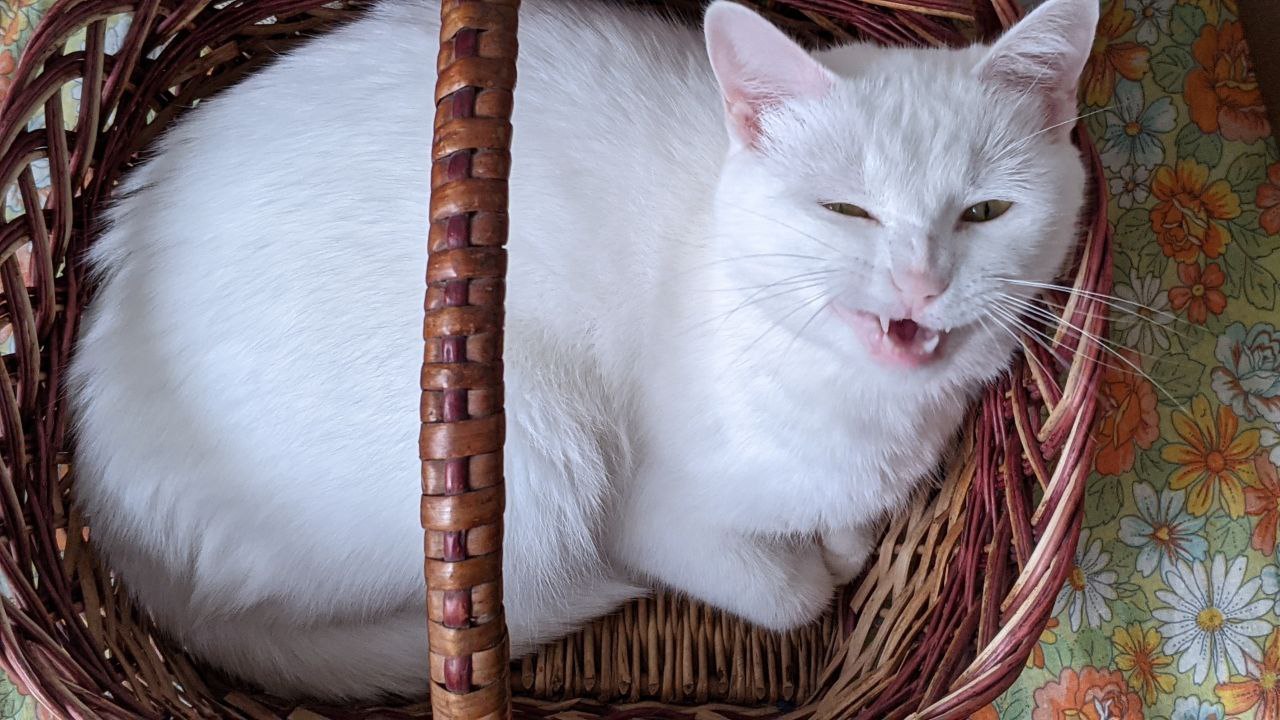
[0,0,1110,717]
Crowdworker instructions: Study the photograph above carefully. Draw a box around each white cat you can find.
[68,0,1096,701]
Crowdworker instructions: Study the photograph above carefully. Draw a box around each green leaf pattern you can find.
[993,0,1280,717]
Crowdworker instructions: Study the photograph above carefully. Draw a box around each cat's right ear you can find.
[975,0,1099,134]
[704,2,835,150]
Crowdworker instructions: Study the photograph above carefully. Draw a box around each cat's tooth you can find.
[879,315,891,334]
[921,333,940,354]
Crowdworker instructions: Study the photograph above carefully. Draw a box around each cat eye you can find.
[961,200,1013,223]
[822,202,873,220]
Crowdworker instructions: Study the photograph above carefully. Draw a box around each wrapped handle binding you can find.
[421,0,519,718]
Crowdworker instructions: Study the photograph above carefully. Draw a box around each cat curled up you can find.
[69,0,1097,700]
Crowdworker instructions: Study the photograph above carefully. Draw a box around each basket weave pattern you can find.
[423,0,519,717]
[0,0,1109,717]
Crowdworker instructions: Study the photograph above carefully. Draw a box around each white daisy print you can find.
[1126,0,1174,44]
[1052,529,1118,631]
[1154,554,1271,684]
[1109,164,1153,209]
[1114,269,1173,355]
[1100,80,1176,170]
[1118,482,1207,576]
[1263,428,1280,467]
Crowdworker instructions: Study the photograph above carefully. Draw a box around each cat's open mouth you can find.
[837,309,948,367]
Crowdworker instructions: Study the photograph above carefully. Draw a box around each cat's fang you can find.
[920,332,940,354]
[830,307,947,366]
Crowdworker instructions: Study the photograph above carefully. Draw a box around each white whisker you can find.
[692,279,833,333]
[1029,294,1192,342]
[997,277,1194,330]
[1000,293,1162,361]
[989,106,1114,165]
[706,269,841,294]
[719,200,845,255]
[783,298,834,359]
[730,289,832,369]
[672,252,837,281]
[982,311,1057,385]
[989,302,1186,412]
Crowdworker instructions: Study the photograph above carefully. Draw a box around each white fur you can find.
[67,0,1096,701]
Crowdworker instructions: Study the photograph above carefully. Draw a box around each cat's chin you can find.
[833,306,949,369]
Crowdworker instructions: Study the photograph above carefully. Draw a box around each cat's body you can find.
[68,0,1096,701]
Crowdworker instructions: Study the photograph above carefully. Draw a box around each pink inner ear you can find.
[705,2,833,148]
[983,65,1075,129]
[725,99,761,145]
[976,0,1096,132]
[981,55,1080,130]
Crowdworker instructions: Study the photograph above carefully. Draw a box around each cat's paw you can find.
[732,550,835,631]
[821,525,877,585]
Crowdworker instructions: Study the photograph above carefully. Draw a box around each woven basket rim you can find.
[0,0,1108,717]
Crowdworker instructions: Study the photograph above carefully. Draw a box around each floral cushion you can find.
[2,0,1279,718]
[984,0,1280,717]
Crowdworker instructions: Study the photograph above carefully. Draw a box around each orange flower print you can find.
[1082,0,1150,107]
[1258,163,1280,236]
[1187,0,1238,24]
[1186,21,1270,143]
[1094,354,1160,476]
[1029,617,1060,669]
[1161,395,1260,517]
[1150,159,1241,263]
[0,50,13,100]
[1112,624,1175,705]
[1169,262,1227,325]
[1245,455,1280,555]
[972,705,1000,720]
[0,10,25,47]
[1217,627,1280,720]
[1032,667,1144,720]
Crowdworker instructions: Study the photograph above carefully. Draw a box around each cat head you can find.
[703,0,1096,390]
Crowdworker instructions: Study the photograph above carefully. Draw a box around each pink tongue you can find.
[889,319,919,343]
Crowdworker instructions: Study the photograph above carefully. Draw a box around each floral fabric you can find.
[2,0,1279,718]
[989,0,1280,716]
[1,1,60,713]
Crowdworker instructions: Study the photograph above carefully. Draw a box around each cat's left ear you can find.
[704,1,835,150]
[976,0,1099,134]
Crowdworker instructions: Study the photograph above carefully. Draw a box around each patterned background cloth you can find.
[2,0,1279,717]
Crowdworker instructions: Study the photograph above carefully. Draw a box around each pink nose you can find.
[891,270,947,314]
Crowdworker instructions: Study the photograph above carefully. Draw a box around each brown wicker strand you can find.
[422,0,520,718]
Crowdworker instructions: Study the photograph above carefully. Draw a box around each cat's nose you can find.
[891,270,948,315]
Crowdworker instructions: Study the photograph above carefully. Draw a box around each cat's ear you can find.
[704,1,835,149]
[976,0,1099,134]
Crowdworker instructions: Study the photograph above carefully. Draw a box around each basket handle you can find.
[421,0,519,717]
[418,2,1020,717]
